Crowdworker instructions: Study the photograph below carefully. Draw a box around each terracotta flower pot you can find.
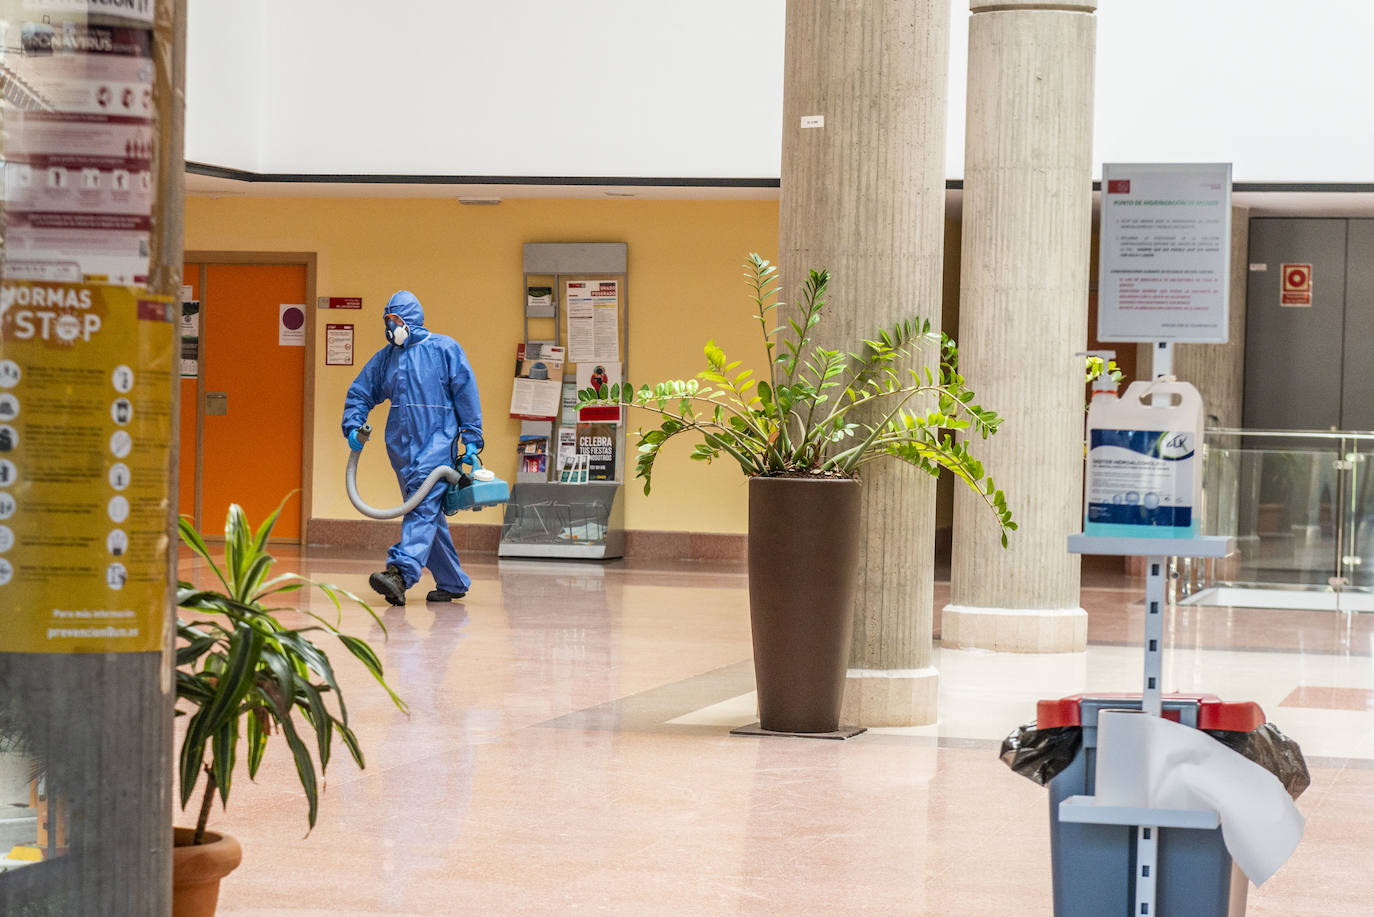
[747,476,863,733]
[172,827,242,917]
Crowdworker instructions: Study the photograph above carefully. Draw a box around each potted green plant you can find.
[580,254,1015,733]
[173,496,406,917]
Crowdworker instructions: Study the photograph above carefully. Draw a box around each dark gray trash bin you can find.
[1039,693,1261,917]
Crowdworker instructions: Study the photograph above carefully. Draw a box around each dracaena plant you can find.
[579,254,1017,545]
[176,495,407,844]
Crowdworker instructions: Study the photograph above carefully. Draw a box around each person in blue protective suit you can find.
[341,290,483,606]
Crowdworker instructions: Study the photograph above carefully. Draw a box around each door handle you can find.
[205,391,228,416]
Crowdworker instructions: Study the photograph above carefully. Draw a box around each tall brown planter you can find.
[747,476,863,733]
[172,828,242,917]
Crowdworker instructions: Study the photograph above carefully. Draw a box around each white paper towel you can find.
[1095,709,1305,886]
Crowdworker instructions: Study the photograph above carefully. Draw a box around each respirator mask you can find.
[384,312,409,347]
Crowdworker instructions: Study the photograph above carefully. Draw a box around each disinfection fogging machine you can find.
[345,423,510,520]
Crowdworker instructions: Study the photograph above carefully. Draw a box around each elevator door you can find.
[1243,218,1349,430]
[1342,221,1374,431]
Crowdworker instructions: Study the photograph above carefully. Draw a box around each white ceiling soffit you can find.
[184,167,781,201]
[186,168,1374,219]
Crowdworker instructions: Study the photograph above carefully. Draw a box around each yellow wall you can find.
[184,196,780,535]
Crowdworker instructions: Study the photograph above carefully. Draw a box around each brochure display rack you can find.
[499,243,628,559]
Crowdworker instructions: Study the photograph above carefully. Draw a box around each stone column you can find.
[779,0,950,724]
[944,0,1097,653]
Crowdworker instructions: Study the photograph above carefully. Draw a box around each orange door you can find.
[178,263,307,540]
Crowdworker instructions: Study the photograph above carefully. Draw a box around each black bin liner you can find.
[1000,720,1310,799]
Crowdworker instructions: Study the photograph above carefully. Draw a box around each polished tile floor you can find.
[187,548,1374,916]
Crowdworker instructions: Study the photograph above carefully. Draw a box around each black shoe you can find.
[426,588,467,603]
[369,565,407,606]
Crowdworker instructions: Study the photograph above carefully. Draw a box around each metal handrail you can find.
[1184,427,1374,602]
[1206,427,1374,442]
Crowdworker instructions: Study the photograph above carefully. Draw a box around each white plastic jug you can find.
[1084,380,1204,539]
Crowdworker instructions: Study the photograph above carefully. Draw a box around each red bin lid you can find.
[1036,693,1264,732]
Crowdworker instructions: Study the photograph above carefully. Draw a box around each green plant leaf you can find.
[178,516,230,594]
[179,715,209,809]
[337,634,408,714]
[334,718,365,769]
[256,660,320,830]
[212,720,238,805]
[189,622,265,753]
[251,491,296,554]
[176,634,218,667]
[246,704,268,778]
[175,495,408,833]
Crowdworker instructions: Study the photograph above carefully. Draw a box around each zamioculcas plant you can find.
[579,254,1016,544]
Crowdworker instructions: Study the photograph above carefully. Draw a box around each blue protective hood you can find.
[385,290,428,342]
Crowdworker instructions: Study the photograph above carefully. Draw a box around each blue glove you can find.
[347,428,366,452]
[460,441,480,468]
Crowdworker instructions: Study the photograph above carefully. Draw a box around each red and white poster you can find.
[325,324,354,365]
[1280,263,1312,307]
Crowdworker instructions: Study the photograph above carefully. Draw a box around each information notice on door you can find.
[0,281,174,653]
[1097,163,1233,343]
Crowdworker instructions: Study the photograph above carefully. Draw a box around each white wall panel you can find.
[185,0,1374,182]
[251,0,786,177]
[185,0,263,170]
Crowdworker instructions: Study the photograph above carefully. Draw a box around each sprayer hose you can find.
[345,447,463,520]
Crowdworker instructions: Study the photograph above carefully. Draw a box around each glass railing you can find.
[1177,429,1374,603]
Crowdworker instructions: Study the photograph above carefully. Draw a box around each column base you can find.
[840,667,939,727]
[942,604,1087,653]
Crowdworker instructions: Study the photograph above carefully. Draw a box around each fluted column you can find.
[780,0,949,724]
[944,0,1097,652]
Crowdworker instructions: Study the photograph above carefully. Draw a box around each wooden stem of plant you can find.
[194,764,217,845]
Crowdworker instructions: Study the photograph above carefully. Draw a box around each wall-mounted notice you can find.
[1,17,157,285]
[526,286,554,318]
[1280,263,1313,308]
[1097,163,1233,343]
[325,323,354,365]
[566,279,619,363]
[180,299,200,378]
[575,360,622,422]
[556,427,577,473]
[0,281,174,654]
[576,421,618,482]
[560,381,578,426]
[279,304,306,346]
[576,360,621,396]
[317,296,362,310]
[509,342,565,420]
